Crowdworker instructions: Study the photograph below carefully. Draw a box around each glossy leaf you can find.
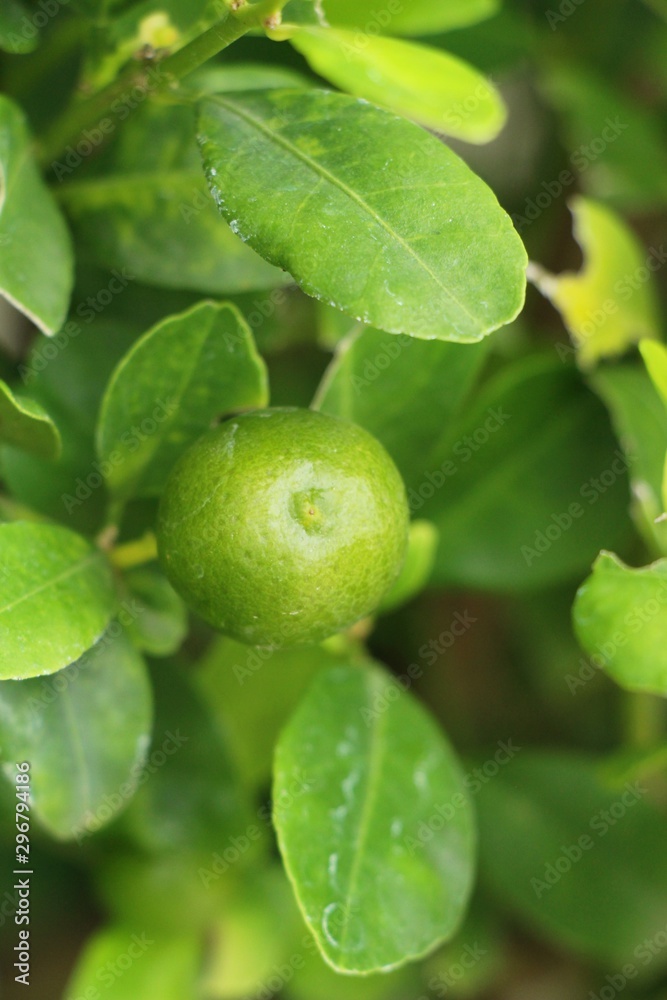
[273,662,475,973]
[58,102,289,295]
[379,520,439,613]
[0,629,152,840]
[422,357,630,590]
[65,926,200,1000]
[313,326,489,490]
[0,95,73,334]
[97,300,268,501]
[573,551,667,696]
[477,751,667,967]
[322,0,499,36]
[290,29,506,143]
[123,568,187,657]
[530,198,661,368]
[0,378,61,459]
[198,89,527,342]
[0,522,117,680]
[0,0,38,54]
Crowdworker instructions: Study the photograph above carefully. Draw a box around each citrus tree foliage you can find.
[0,2,666,998]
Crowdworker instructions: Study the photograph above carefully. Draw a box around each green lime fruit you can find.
[156,407,409,646]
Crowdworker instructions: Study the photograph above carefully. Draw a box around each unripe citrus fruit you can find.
[156,407,409,646]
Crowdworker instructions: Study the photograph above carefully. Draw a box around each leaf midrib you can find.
[338,671,388,957]
[206,95,484,334]
[0,551,100,617]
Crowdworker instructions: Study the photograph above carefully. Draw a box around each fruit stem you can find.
[109,531,159,570]
[37,0,286,168]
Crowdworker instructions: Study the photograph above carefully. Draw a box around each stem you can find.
[623,691,665,749]
[38,0,283,168]
[109,531,158,570]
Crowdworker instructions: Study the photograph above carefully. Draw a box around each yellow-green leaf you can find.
[290,29,506,143]
[529,197,661,368]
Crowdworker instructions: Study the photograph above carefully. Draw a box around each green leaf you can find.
[198,89,527,343]
[0,378,61,460]
[541,65,667,211]
[313,326,489,490]
[65,926,200,1000]
[203,868,303,998]
[121,662,253,857]
[123,568,187,657]
[96,852,225,936]
[591,364,667,553]
[640,340,667,412]
[58,102,290,295]
[281,0,328,27]
[379,520,439,613]
[97,300,268,502]
[477,751,667,967]
[273,662,475,973]
[0,629,152,840]
[322,0,499,36]
[286,945,419,1000]
[0,0,38,54]
[188,62,314,95]
[0,522,117,680]
[0,319,139,534]
[422,357,631,590]
[290,29,506,143]
[195,638,344,792]
[573,551,667,696]
[0,95,73,334]
[529,198,661,369]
